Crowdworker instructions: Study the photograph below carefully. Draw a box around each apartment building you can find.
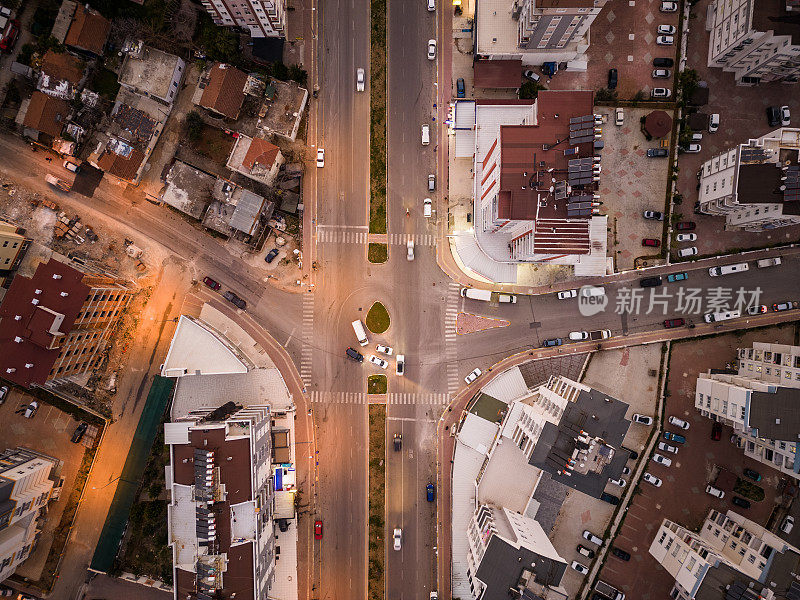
[707,0,800,85]
[695,342,800,479]
[0,448,57,582]
[0,220,31,286]
[117,41,186,106]
[166,402,277,600]
[696,127,800,231]
[200,0,286,38]
[0,257,133,388]
[477,0,609,68]
[649,509,800,600]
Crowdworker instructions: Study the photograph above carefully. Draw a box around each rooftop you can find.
[748,386,800,440]
[474,59,523,88]
[200,63,249,119]
[161,315,248,378]
[63,3,110,55]
[118,44,183,102]
[476,0,520,54]
[39,49,84,85]
[160,161,216,220]
[22,91,69,138]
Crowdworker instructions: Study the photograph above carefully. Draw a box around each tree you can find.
[288,64,308,86]
[519,81,545,100]
[186,111,203,141]
[272,61,290,81]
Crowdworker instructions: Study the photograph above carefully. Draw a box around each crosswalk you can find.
[315,227,436,247]
[445,282,461,395]
[300,293,314,384]
[309,391,449,405]
[387,233,436,246]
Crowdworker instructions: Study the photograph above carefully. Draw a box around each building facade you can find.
[0,220,31,287]
[697,128,800,231]
[200,0,286,38]
[0,448,57,582]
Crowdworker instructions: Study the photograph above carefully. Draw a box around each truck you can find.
[595,580,625,600]
[460,288,517,303]
[45,174,70,191]
[589,329,612,340]
[352,319,369,346]
[756,257,781,268]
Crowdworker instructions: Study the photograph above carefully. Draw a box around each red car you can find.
[314,520,323,539]
[642,238,661,247]
[711,421,722,441]
[675,221,696,231]
[0,19,19,53]
[202,276,221,290]
[663,318,685,328]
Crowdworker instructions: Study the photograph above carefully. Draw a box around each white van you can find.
[422,124,430,145]
[703,310,741,323]
[497,294,517,303]
[706,485,725,498]
[461,288,492,301]
[708,263,749,276]
[579,286,605,298]
[351,320,369,346]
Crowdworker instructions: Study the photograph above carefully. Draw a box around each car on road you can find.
[608,68,618,89]
[781,105,791,126]
[664,431,686,443]
[71,422,88,443]
[640,276,663,287]
[315,520,323,539]
[647,148,668,158]
[658,441,678,454]
[611,547,631,561]
[667,272,688,282]
[678,247,698,258]
[407,239,415,261]
[632,414,653,425]
[346,347,364,362]
[393,433,402,450]
[642,238,660,247]
[747,304,768,315]
[393,528,402,550]
[456,77,465,98]
[376,344,394,356]
[356,68,365,91]
[682,143,701,153]
[583,530,603,545]
[427,484,435,501]
[675,221,696,230]
[428,0,436,10]
[643,472,663,487]
[663,318,685,328]
[577,544,596,558]
[0,386,7,405]
[265,248,279,263]
[656,35,674,45]
[657,24,676,34]
[569,331,589,341]
[423,197,433,217]
[609,477,626,487]
[465,367,482,384]
[711,421,722,440]
[654,57,675,67]
[601,493,620,506]
[427,39,436,60]
[781,516,795,534]
[651,87,672,98]
[660,0,678,10]
[644,210,664,220]
[369,355,389,369]
[557,289,578,299]
[773,301,795,312]
[676,233,697,242]
[24,401,38,419]
[202,276,221,290]
[542,338,563,348]
[396,354,405,376]
[653,453,672,466]
[316,148,325,167]
[743,468,762,482]
[652,69,671,78]
[732,496,751,509]
[571,561,589,574]
[668,416,690,430]
[428,174,436,191]
[222,291,246,310]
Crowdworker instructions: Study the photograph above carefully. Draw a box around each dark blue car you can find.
[542,338,563,348]
[426,484,435,502]
[664,431,686,444]
[265,248,279,263]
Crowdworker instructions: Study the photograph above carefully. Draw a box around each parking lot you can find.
[595,326,795,600]
[0,386,94,580]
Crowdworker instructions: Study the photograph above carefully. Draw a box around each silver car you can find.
[658,442,678,454]
[652,453,672,467]
[427,39,437,60]
[393,528,402,550]
[356,68,365,92]
[656,35,674,45]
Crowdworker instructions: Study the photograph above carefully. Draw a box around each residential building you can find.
[0,447,58,583]
[649,510,800,600]
[256,79,308,142]
[200,0,286,39]
[707,0,800,85]
[198,63,249,120]
[476,0,609,69]
[227,135,284,186]
[695,342,800,479]
[36,49,85,100]
[118,41,186,106]
[20,91,70,141]
[0,220,32,286]
[0,257,133,388]
[59,2,111,57]
[697,128,800,231]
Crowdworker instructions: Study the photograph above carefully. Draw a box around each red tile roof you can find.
[474,59,523,89]
[242,137,280,171]
[22,91,69,138]
[0,259,88,387]
[40,50,85,84]
[200,63,249,120]
[64,4,110,55]
[96,146,145,182]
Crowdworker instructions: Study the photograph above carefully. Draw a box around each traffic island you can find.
[368,374,387,394]
[368,404,386,600]
[369,0,387,235]
[366,301,390,334]
[368,242,387,264]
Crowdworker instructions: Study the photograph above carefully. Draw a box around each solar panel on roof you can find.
[571,135,595,145]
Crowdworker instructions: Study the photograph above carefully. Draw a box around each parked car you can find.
[542,338,563,348]
[640,276,663,287]
[647,148,668,158]
[657,24,676,34]
[611,547,631,561]
[660,0,678,10]
[658,441,678,454]
[315,520,323,539]
[780,516,794,534]
[773,301,795,312]
[456,78,465,98]
[667,272,688,282]
[202,276,221,290]
[0,386,7,405]
[668,416,690,430]
[780,105,791,126]
[675,221,696,230]
[643,472,663,487]
[747,304,768,315]
[557,289,578,299]
[743,468,762,482]
[222,291,246,309]
[656,35,674,45]
[396,354,405,376]
[423,197,433,217]
[583,530,603,545]
[393,528,402,550]
[706,485,725,498]
[577,544,596,558]
[652,69,671,78]
[609,477,626,487]
[642,238,661,247]
[682,143,701,153]
[708,113,720,132]
[653,57,674,67]
[70,422,88,443]
[523,70,541,82]
[678,247,698,258]
[664,431,686,443]
[663,318,685,328]
[767,106,781,127]
[464,368,482,384]
[711,421,722,441]
[427,483,435,501]
[369,355,389,369]
[651,87,672,98]
[691,132,703,141]
[316,148,325,167]
[23,401,38,418]
[428,174,436,191]
[644,210,664,220]
[346,347,364,362]
[732,496,751,509]
[393,433,403,451]
[265,248,279,263]
[601,491,620,505]
[608,68,618,89]
[652,453,672,466]
[615,107,624,126]
[676,233,697,242]
[356,68,365,91]
[376,344,394,356]
[569,331,589,341]
[571,561,589,574]
[427,39,437,60]
[63,160,80,173]
[632,414,653,425]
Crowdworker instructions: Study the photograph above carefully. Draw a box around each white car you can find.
[569,331,589,341]
[24,401,38,418]
[63,160,79,172]
[683,143,701,153]
[427,39,437,60]
[668,415,690,429]
[632,414,653,425]
[583,530,603,545]
[393,528,402,550]
[557,289,578,300]
[652,87,672,98]
[676,233,697,242]
[643,472,663,487]
[615,107,624,126]
[678,247,698,258]
[658,442,678,454]
[396,354,405,376]
[652,69,671,79]
[427,0,435,10]
[407,239,415,261]
[657,24,676,34]
[464,368,482,384]
[708,113,719,132]
[652,453,672,467]
[570,561,589,575]
[316,148,325,167]
[356,68,365,92]
[781,105,791,126]
[376,344,394,356]
[656,35,674,45]
[660,0,678,11]
[423,197,433,218]
[369,355,389,369]
[609,477,627,487]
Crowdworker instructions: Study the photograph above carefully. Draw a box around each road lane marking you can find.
[310,391,448,405]
[300,293,315,384]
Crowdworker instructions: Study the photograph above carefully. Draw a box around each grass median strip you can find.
[368,242,387,264]
[369,0,387,235]
[368,404,386,600]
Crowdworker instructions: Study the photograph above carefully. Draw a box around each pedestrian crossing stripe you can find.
[315,229,436,246]
[309,391,449,405]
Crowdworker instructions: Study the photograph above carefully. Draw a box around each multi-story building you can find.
[166,402,277,600]
[695,342,800,479]
[0,220,31,287]
[200,0,286,39]
[476,0,609,68]
[0,447,58,582]
[0,257,133,388]
[117,41,186,106]
[707,0,800,85]
[649,509,800,600]
[696,127,800,231]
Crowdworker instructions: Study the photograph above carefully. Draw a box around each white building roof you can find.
[454,100,476,158]
[452,231,519,283]
[169,483,198,570]
[481,366,529,403]
[478,439,542,514]
[452,439,485,600]
[458,412,501,455]
[476,0,520,55]
[161,315,248,378]
[230,501,257,545]
[164,422,191,445]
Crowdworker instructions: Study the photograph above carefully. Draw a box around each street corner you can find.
[455,311,510,334]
